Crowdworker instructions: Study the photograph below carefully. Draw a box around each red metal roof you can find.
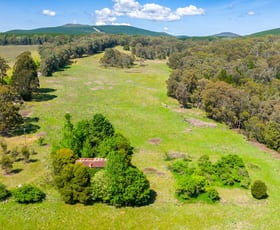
[76,158,106,168]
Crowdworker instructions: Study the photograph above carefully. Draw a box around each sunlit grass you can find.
[0,48,280,229]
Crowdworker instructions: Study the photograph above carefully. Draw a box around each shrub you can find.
[176,175,208,200]
[12,184,46,203]
[0,182,10,201]
[251,180,268,199]
[206,187,220,202]
[1,155,13,174]
[91,170,111,203]
[21,146,30,163]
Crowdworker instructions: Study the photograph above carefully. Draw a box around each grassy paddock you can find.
[0,49,280,229]
[0,45,39,64]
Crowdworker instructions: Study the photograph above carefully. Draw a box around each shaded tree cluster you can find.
[11,51,39,101]
[0,85,23,136]
[100,48,134,68]
[55,113,151,207]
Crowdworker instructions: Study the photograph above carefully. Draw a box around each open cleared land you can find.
[0,45,39,64]
[1,47,280,229]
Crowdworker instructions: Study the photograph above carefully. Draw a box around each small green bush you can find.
[12,184,46,203]
[37,137,45,146]
[206,187,220,202]
[0,182,10,201]
[251,180,268,199]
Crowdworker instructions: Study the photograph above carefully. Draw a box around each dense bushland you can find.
[166,37,280,152]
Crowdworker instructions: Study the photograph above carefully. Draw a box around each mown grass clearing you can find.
[1,48,280,229]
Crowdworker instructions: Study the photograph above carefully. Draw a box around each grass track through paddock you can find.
[1,50,280,229]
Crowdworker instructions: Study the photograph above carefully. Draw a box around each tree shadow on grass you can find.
[33,88,57,102]
[11,117,40,136]
[11,168,23,174]
[28,159,39,163]
[147,189,157,206]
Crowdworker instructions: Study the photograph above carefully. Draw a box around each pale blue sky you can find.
[0,0,279,36]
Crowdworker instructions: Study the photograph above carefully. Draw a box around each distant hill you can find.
[212,32,241,37]
[250,28,280,36]
[6,24,171,37]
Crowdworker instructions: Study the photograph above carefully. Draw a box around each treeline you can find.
[0,33,74,45]
[167,36,280,152]
[39,34,184,76]
[0,52,39,136]
[39,34,118,76]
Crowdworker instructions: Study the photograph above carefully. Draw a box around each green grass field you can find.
[1,47,280,229]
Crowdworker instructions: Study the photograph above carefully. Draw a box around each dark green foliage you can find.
[12,184,45,203]
[0,85,23,136]
[251,180,268,199]
[109,167,150,207]
[100,48,134,68]
[0,182,10,201]
[11,51,39,101]
[206,187,220,202]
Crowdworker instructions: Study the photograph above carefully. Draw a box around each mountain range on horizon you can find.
[3,24,280,38]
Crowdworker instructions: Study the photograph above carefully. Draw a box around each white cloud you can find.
[113,0,141,14]
[95,0,205,25]
[176,5,205,16]
[112,22,131,26]
[95,8,117,25]
[42,9,56,17]
[248,11,256,16]
[164,27,169,31]
[127,3,180,21]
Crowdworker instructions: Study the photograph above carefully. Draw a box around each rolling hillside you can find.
[250,28,280,36]
[6,24,170,37]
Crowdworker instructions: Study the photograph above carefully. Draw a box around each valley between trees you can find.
[0,45,280,229]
